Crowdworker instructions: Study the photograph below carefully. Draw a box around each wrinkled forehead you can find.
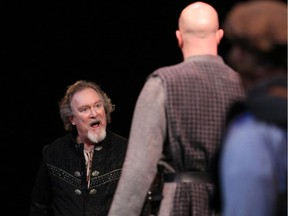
[71,88,102,107]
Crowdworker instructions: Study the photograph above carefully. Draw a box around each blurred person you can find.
[30,80,128,216]
[108,2,245,216]
[219,1,287,216]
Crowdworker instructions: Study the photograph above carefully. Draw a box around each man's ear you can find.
[176,30,183,48]
[70,116,75,125]
[216,29,224,44]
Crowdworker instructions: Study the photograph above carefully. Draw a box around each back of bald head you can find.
[178,2,220,38]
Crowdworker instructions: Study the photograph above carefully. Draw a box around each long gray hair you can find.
[59,80,115,131]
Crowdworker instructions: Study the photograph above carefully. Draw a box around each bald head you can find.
[176,2,223,58]
[179,2,220,38]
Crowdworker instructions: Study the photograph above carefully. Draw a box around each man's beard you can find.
[87,128,106,143]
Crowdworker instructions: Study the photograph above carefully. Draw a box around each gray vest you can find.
[152,55,245,216]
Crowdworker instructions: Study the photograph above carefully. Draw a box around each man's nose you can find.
[89,108,98,117]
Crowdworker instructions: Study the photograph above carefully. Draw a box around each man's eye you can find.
[95,103,103,108]
[80,107,88,112]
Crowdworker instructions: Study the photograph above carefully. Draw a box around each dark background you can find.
[1,0,262,215]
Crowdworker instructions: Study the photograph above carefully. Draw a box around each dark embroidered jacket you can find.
[30,129,127,216]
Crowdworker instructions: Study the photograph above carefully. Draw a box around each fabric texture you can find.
[221,113,287,216]
[108,55,245,216]
[30,129,127,216]
[155,55,245,216]
[220,76,287,216]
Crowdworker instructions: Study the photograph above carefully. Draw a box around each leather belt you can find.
[163,172,212,183]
